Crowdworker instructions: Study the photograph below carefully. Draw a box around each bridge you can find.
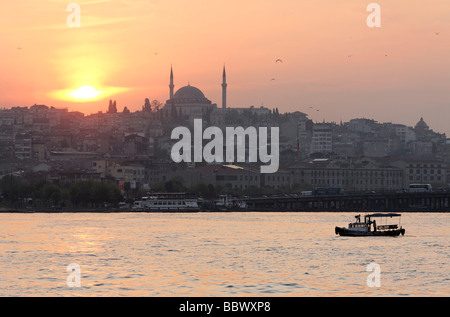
[243,192,450,212]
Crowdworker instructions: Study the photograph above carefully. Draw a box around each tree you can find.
[69,182,83,206]
[108,100,117,114]
[152,176,186,193]
[0,175,20,204]
[67,181,123,207]
[142,98,152,112]
[91,182,123,207]
[151,100,162,112]
[192,182,208,196]
[40,183,62,206]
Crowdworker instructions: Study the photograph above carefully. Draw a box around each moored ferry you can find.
[132,193,200,212]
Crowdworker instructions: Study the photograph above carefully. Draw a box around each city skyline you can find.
[1,1,450,301]
[1,1,449,134]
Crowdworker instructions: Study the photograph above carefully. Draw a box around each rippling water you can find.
[0,212,448,297]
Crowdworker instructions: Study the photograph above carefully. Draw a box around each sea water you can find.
[0,212,448,296]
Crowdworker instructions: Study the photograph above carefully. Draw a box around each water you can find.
[0,212,448,297]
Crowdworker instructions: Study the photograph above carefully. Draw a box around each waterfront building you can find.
[288,158,404,192]
[390,158,447,188]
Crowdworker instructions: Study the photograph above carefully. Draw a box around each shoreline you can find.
[0,209,448,214]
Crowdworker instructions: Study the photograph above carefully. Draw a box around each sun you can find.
[49,85,130,103]
[70,86,100,100]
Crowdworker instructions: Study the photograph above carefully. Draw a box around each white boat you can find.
[212,195,248,212]
[132,193,200,212]
[214,195,234,211]
[335,213,405,237]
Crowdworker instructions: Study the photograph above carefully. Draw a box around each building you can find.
[260,169,294,189]
[32,142,47,161]
[288,158,404,192]
[408,140,434,157]
[395,125,416,146]
[390,158,447,188]
[92,159,146,187]
[279,111,312,158]
[14,132,32,160]
[123,133,150,157]
[414,117,429,132]
[348,118,378,133]
[311,123,333,154]
[48,171,101,184]
[162,66,227,123]
[172,164,260,191]
[209,108,227,127]
[363,139,389,157]
[230,106,272,116]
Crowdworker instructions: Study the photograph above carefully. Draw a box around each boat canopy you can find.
[366,213,401,218]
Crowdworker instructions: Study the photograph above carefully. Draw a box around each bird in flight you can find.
[275,59,283,63]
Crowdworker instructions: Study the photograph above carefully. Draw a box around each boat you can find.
[132,193,200,212]
[335,213,405,237]
[214,195,233,211]
[211,195,248,212]
[231,200,248,212]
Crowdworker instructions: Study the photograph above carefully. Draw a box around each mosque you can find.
[162,66,227,123]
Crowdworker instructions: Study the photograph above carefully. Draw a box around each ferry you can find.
[132,193,200,212]
[335,213,405,237]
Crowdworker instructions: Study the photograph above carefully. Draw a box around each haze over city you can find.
[1,0,449,134]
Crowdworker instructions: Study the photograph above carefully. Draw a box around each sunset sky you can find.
[1,1,449,133]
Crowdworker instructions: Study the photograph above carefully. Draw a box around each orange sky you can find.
[1,1,449,133]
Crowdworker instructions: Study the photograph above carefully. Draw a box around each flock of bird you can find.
[271,31,441,81]
[14,30,443,98]
[269,31,442,114]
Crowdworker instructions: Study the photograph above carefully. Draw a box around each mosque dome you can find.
[173,85,206,99]
[415,117,429,130]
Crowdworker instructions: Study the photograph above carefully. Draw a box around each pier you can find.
[243,192,450,212]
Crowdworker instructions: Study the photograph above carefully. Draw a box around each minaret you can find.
[169,65,174,99]
[221,65,227,109]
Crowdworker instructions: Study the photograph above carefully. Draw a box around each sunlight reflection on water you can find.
[0,212,448,296]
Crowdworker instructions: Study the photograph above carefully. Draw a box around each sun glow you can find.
[71,86,100,100]
[49,85,129,104]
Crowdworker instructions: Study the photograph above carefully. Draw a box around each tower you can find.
[221,65,227,109]
[169,65,174,99]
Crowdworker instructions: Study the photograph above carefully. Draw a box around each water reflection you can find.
[0,212,448,296]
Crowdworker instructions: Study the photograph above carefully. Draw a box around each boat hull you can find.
[335,226,405,237]
[132,207,200,213]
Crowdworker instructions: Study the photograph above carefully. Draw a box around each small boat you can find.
[231,200,248,212]
[214,195,249,212]
[335,213,405,237]
[214,195,233,211]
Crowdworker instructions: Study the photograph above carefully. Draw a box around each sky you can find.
[1,0,449,134]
